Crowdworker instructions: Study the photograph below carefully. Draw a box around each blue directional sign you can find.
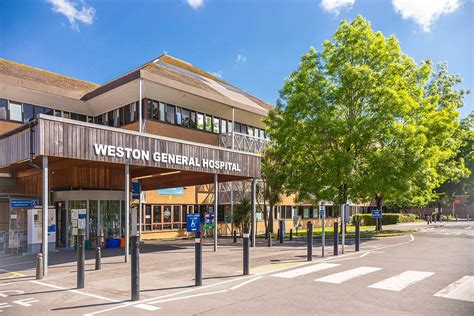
[372,210,382,219]
[132,181,141,200]
[11,199,39,208]
[187,213,201,233]
[320,208,325,217]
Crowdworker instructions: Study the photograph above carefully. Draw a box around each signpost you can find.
[372,210,382,232]
[132,181,141,200]
[187,213,202,285]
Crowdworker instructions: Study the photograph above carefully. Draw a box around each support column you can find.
[230,182,234,236]
[214,174,218,252]
[42,156,48,276]
[139,191,143,241]
[231,107,235,150]
[125,164,130,262]
[251,179,256,247]
[138,79,143,133]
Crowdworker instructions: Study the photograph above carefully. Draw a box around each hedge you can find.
[351,213,416,226]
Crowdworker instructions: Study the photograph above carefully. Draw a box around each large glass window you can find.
[221,119,227,133]
[23,104,34,122]
[205,114,212,132]
[107,111,114,126]
[176,107,182,125]
[0,99,7,120]
[190,111,196,128]
[123,104,131,124]
[213,117,219,133]
[148,100,159,121]
[165,104,175,124]
[163,206,172,230]
[197,113,204,130]
[173,206,180,229]
[100,200,121,239]
[234,122,241,133]
[153,205,162,230]
[54,109,62,117]
[144,205,152,231]
[159,102,165,121]
[228,121,232,133]
[63,112,70,119]
[182,108,190,127]
[9,101,22,121]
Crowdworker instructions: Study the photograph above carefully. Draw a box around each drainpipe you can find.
[29,120,41,170]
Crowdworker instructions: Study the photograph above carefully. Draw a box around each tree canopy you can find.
[264,15,467,209]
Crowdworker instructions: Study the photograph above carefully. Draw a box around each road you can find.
[0,222,473,315]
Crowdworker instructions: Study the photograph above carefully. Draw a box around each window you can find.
[165,104,175,124]
[23,104,34,122]
[148,100,159,121]
[234,122,241,133]
[260,129,265,139]
[107,111,114,126]
[153,206,162,223]
[54,109,62,117]
[248,126,254,137]
[131,102,137,122]
[221,119,227,133]
[0,99,7,120]
[70,112,78,120]
[159,102,165,121]
[241,124,248,134]
[182,108,190,127]
[205,114,212,132]
[87,116,94,123]
[190,111,196,128]
[228,121,232,133]
[63,112,70,119]
[77,114,87,122]
[213,117,219,133]
[197,113,204,130]
[176,107,182,125]
[9,101,22,121]
[144,205,152,231]
[123,104,131,124]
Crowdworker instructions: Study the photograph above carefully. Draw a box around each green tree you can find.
[265,16,466,220]
[434,112,473,204]
[257,148,285,245]
[232,197,252,233]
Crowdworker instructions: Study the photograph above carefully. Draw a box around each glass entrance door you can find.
[100,200,121,240]
[67,200,87,248]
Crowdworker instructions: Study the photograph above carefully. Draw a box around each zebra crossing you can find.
[271,263,474,303]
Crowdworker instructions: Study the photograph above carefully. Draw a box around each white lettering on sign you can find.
[93,143,241,172]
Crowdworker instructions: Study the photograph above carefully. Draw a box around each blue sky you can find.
[0,0,472,117]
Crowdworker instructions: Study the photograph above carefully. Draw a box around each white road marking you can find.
[0,290,24,297]
[13,297,39,307]
[315,267,382,284]
[230,276,263,289]
[368,271,434,291]
[272,263,339,279]
[148,289,228,305]
[0,302,12,311]
[434,276,474,302]
[359,252,370,258]
[134,304,161,311]
[30,281,119,302]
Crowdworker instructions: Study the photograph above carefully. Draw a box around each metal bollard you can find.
[279,220,284,244]
[243,227,250,275]
[77,234,85,289]
[307,222,313,261]
[355,220,360,252]
[131,236,140,301]
[36,253,43,280]
[195,231,202,286]
[277,229,280,243]
[233,230,237,243]
[290,229,293,241]
[95,247,101,270]
[267,229,272,247]
[333,222,339,256]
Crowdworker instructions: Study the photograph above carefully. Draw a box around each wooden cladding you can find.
[37,116,260,178]
[0,127,33,166]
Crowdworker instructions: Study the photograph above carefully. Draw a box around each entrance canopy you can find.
[0,115,261,193]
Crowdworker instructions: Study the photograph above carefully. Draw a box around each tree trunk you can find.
[268,204,274,247]
[263,201,268,240]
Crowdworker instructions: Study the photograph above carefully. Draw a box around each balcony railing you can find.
[219,132,268,153]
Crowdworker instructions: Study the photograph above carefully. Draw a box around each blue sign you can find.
[11,199,39,208]
[132,181,141,199]
[48,224,56,233]
[320,209,325,217]
[187,213,201,233]
[372,210,382,219]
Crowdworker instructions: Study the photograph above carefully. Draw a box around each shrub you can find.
[352,213,416,226]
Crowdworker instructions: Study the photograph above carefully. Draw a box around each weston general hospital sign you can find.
[93,143,242,172]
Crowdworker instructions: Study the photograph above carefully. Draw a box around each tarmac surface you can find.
[0,221,473,315]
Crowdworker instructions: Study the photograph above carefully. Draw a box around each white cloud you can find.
[187,0,204,10]
[210,71,223,78]
[47,0,95,31]
[392,0,461,32]
[320,0,355,15]
[236,54,247,63]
